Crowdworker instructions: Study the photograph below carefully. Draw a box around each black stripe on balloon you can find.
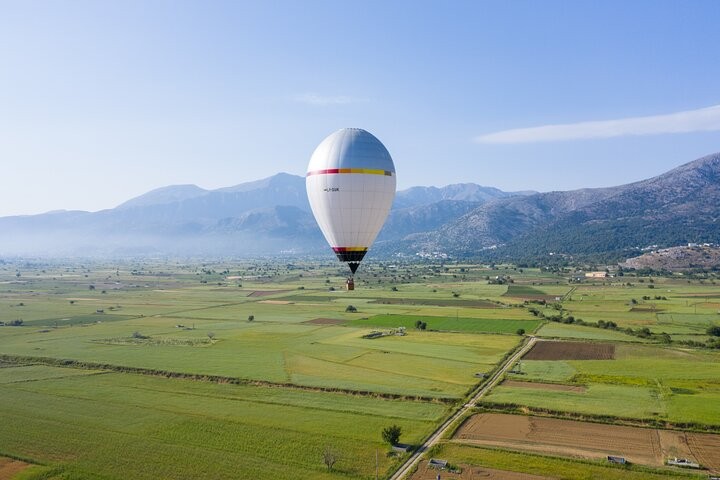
[335,251,367,263]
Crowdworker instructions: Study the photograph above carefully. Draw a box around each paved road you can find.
[388,335,538,480]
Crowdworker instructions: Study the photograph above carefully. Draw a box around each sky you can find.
[1,0,720,216]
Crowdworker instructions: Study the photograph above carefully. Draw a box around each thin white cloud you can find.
[474,104,720,144]
[293,93,369,106]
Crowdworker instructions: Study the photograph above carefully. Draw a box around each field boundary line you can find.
[388,336,537,480]
[0,354,456,404]
[562,286,577,301]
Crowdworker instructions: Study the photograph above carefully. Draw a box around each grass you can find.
[0,320,517,398]
[0,364,449,480]
[485,383,666,419]
[492,344,720,426]
[537,322,649,341]
[5,261,720,478]
[345,314,543,334]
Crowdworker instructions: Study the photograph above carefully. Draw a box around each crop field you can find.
[0,362,449,479]
[536,322,651,342]
[559,281,720,336]
[501,379,587,392]
[345,314,543,334]
[503,285,570,302]
[3,260,720,479]
[488,342,720,425]
[522,340,615,360]
[454,413,720,472]
[0,260,535,479]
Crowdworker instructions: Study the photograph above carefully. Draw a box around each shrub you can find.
[707,325,720,337]
[381,425,402,446]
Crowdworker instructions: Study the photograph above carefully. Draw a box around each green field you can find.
[0,317,517,399]
[346,313,542,334]
[0,260,532,479]
[3,260,720,478]
[0,363,448,479]
[489,343,720,425]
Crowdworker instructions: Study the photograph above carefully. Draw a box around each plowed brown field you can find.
[687,432,720,473]
[0,458,31,480]
[523,341,615,360]
[454,413,720,472]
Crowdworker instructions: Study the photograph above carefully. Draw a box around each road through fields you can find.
[389,336,537,480]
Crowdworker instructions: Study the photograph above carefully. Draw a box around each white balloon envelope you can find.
[306,128,396,274]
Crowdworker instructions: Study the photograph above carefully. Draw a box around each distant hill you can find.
[2,152,719,261]
[621,245,720,271]
[117,184,209,209]
[398,152,720,262]
[392,184,532,209]
[0,174,526,257]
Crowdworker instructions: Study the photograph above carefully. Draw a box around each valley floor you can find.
[1,260,719,479]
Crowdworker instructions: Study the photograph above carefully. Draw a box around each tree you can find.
[247,315,254,322]
[414,320,422,329]
[345,305,357,312]
[207,332,216,341]
[707,325,720,337]
[382,425,402,446]
[88,285,96,290]
[322,445,339,471]
[516,328,526,336]
[419,322,427,330]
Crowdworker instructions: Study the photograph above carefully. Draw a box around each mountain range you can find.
[2,151,719,262]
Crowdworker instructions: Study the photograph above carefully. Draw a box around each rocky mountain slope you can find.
[401,152,720,261]
[2,152,718,260]
[0,174,521,257]
[621,245,720,271]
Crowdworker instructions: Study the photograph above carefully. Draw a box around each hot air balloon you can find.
[306,128,396,277]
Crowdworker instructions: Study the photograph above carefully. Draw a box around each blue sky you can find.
[1,0,719,216]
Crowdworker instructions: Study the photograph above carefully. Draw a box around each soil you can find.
[0,458,31,480]
[523,341,615,360]
[687,432,720,473]
[409,461,552,480]
[304,318,345,325]
[454,413,720,471]
[501,380,586,392]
